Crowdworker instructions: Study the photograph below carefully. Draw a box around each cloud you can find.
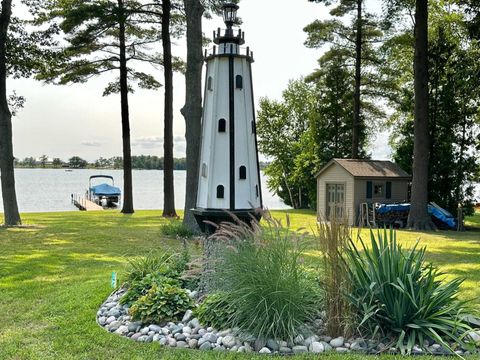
[81,141,102,147]
[133,136,164,149]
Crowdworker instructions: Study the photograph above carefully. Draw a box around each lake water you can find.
[0,169,290,213]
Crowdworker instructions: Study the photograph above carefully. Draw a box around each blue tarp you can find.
[376,202,456,229]
[90,183,121,196]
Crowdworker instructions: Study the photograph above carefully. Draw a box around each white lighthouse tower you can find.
[193,3,263,232]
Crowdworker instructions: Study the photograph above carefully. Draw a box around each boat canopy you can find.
[90,183,121,197]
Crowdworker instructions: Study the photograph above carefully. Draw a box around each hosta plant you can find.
[345,228,476,355]
[129,277,193,324]
[195,292,235,329]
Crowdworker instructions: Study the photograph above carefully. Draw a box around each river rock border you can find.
[97,288,480,356]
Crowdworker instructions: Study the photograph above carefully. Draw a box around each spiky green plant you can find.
[345,228,476,355]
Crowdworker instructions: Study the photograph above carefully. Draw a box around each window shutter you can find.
[366,181,372,199]
[386,181,392,199]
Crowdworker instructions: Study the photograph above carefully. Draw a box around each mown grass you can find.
[0,209,479,360]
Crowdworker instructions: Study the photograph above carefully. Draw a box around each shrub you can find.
[160,221,197,238]
[195,292,235,329]
[129,278,194,324]
[123,250,190,286]
[120,273,179,306]
[211,213,321,340]
[345,228,476,354]
[316,218,352,337]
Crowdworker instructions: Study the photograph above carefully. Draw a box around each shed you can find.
[316,159,411,225]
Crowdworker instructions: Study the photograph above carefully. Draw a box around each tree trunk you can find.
[407,0,435,230]
[118,0,134,214]
[162,0,177,218]
[181,0,204,230]
[351,0,362,159]
[0,0,21,226]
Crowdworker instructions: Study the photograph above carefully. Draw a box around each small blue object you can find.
[111,271,117,288]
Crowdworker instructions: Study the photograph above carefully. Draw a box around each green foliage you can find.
[212,214,321,340]
[120,273,176,306]
[344,228,476,354]
[160,221,197,238]
[129,278,193,324]
[194,292,235,329]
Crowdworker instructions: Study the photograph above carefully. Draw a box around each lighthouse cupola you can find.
[192,3,263,233]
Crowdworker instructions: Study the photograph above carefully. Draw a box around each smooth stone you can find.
[177,341,188,348]
[106,316,116,325]
[108,321,121,331]
[244,343,253,352]
[131,333,142,340]
[254,338,266,352]
[330,336,345,348]
[171,327,182,335]
[189,318,200,328]
[149,325,162,333]
[199,341,212,351]
[266,338,279,351]
[128,322,141,332]
[140,327,149,335]
[115,325,129,335]
[159,337,168,346]
[182,310,193,323]
[168,338,177,347]
[292,345,308,354]
[279,341,288,347]
[344,342,351,348]
[280,346,293,354]
[161,327,170,335]
[412,345,423,354]
[175,333,186,341]
[198,338,207,346]
[188,339,198,349]
[336,347,349,353]
[230,346,238,352]
[309,341,325,353]
[145,335,154,343]
[320,336,332,342]
[204,333,218,343]
[198,329,207,336]
[206,327,214,332]
[216,336,223,345]
[294,334,305,345]
[153,334,161,342]
[98,316,106,326]
[213,346,225,352]
[107,308,121,317]
[138,335,149,342]
[237,346,246,353]
[305,335,319,346]
[147,331,155,336]
[320,341,333,352]
[223,335,236,348]
[259,347,271,354]
[189,334,202,340]
[469,331,480,342]
[350,341,364,351]
[218,329,231,337]
[182,326,192,334]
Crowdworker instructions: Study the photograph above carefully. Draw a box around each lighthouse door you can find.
[326,184,345,220]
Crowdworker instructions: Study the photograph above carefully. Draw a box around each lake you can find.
[0,169,290,213]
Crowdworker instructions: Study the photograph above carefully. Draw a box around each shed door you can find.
[326,184,345,220]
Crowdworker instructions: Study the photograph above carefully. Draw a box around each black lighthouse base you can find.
[192,208,262,234]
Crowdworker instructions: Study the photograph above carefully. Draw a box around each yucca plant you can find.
[345,228,476,355]
[210,212,321,341]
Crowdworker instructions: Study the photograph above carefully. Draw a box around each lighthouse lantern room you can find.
[192,3,263,233]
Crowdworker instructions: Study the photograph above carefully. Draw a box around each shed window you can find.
[374,183,384,197]
[218,118,226,133]
[235,75,243,89]
[207,76,213,91]
[239,166,247,180]
[216,185,224,199]
[201,163,207,178]
[366,181,372,199]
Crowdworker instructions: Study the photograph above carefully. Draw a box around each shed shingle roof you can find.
[317,159,411,178]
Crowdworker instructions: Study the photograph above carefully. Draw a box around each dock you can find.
[71,194,103,211]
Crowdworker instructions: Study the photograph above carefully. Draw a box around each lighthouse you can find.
[192,3,263,233]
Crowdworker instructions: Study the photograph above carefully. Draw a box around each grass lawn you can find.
[0,209,479,360]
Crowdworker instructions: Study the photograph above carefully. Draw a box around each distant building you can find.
[316,159,411,225]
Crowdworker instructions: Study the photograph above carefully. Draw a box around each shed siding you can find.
[317,164,355,224]
[353,179,409,222]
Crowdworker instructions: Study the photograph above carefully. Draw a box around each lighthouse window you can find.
[218,118,226,133]
[207,76,213,91]
[216,185,224,199]
[235,75,243,89]
[239,166,247,180]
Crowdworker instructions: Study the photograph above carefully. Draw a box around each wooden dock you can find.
[71,194,103,211]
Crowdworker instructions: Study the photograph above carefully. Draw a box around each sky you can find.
[10,0,391,162]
